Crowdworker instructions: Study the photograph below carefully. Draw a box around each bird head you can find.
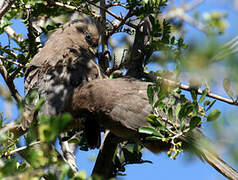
[62,15,102,52]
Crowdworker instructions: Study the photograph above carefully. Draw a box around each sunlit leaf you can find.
[223,78,234,99]
[189,116,201,129]
[207,109,221,122]
[147,84,155,105]
[198,88,208,104]
[139,126,164,138]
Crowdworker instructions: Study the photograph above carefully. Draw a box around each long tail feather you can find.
[188,129,238,180]
[201,148,238,180]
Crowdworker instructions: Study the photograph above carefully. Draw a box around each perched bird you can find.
[71,78,238,180]
[23,15,104,148]
[22,15,238,180]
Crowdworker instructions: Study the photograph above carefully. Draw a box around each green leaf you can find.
[58,113,73,131]
[176,103,181,119]
[154,100,165,111]
[206,100,216,111]
[145,136,162,141]
[147,114,164,127]
[190,90,197,102]
[189,116,201,129]
[203,100,210,106]
[180,119,185,132]
[198,88,208,104]
[139,126,164,138]
[147,84,154,105]
[178,102,193,120]
[34,98,45,112]
[68,137,81,144]
[223,78,234,99]
[0,160,18,176]
[192,103,199,116]
[207,109,221,122]
[74,170,87,179]
[168,107,173,122]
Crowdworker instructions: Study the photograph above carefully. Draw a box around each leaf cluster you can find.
[139,80,221,159]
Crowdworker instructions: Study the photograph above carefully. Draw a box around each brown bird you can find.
[23,15,104,148]
[22,15,238,180]
[71,78,238,180]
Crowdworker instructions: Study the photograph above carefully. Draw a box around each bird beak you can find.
[88,46,97,57]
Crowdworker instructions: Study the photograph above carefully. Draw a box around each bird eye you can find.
[84,32,92,44]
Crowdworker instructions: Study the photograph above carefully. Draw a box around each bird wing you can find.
[72,78,238,180]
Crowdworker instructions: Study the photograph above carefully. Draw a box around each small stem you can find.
[0,56,24,68]
[0,59,22,103]
[143,73,238,106]
[86,0,137,29]
[2,141,41,157]
[0,0,16,19]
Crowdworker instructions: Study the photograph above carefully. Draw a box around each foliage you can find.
[140,79,220,159]
[0,0,237,179]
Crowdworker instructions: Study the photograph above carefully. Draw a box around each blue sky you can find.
[0,0,238,179]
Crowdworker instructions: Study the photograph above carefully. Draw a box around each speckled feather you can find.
[71,78,238,179]
[23,16,104,148]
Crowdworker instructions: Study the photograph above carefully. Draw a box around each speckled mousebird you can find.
[22,15,238,180]
[23,15,104,148]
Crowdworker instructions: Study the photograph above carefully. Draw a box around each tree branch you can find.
[0,0,16,19]
[0,59,22,103]
[59,135,78,173]
[0,45,18,58]
[143,73,238,106]
[105,2,127,9]
[92,130,120,178]
[10,4,37,79]
[165,7,206,32]
[46,0,100,19]
[98,0,110,73]
[184,0,205,11]
[2,141,41,157]
[85,0,137,29]
[4,26,23,43]
[126,16,152,78]
[107,9,133,37]
[0,55,24,68]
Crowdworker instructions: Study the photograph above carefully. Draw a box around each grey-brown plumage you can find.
[71,78,238,180]
[23,16,104,148]
[22,16,238,180]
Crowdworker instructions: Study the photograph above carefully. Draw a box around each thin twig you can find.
[0,0,16,19]
[98,0,110,73]
[46,0,100,18]
[108,10,133,37]
[0,122,17,135]
[165,7,206,32]
[2,141,41,157]
[126,17,152,78]
[144,73,238,106]
[0,59,22,103]
[92,131,120,178]
[47,0,80,11]
[10,4,34,79]
[179,81,238,105]
[86,0,137,29]
[0,55,24,68]
[59,134,78,173]
[184,0,205,10]
[48,0,137,29]
[105,2,127,9]
[2,23,23,43]
[0,45,18,58]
